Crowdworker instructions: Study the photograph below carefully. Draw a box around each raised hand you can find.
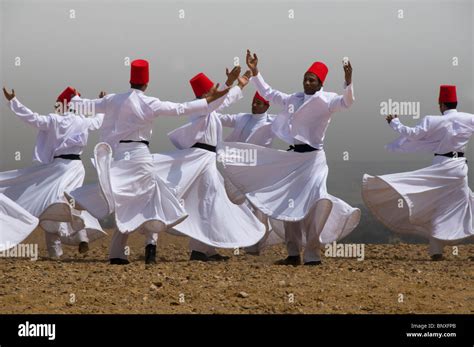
[3,87,15,101]
[343,60,352,85]
[237,70,252,89]
[205,83,230,104]
[98,91,107,98]
[246,49,259,76]
[225,66,241,87]
[386,114,398,124]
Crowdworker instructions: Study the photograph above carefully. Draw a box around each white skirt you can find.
[0,158,105,241]
[216,142,361,244]
[73,142,188,234]
[152,147,266,248]
[0,193,39,251]
[363,156,474,242]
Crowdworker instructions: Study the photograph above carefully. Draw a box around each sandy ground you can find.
[0,228,473,314]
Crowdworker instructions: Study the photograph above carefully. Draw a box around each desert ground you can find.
[0,228,473,314]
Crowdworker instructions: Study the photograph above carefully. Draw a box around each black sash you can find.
[54,154,81,160]
[434,152,465,158]
[192,143,216,153]
[119,140,150,146]
[287,144,319,153]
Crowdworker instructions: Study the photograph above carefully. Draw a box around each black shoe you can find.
[145,244,157,264]
[110,258,130,265]
[274,255,301,266]
[189,250,208,262]
[78,242,89,254]
[430,254,444,261]
[208,253,230,262]
[304,260,322,266]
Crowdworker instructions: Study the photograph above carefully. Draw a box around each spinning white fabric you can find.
[0,98,106,256]
[0,193,39,252]
[154,86,266,248]
[217,143,361,244]
[92,141,188,234]
[216,73,360,263]
[68,89,215,235]
[363,110,474,243]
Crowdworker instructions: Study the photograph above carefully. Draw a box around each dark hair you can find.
[443,102,458,110]
[130,83,146,90]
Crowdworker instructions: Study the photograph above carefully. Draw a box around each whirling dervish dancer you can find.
[68,59,231,264]
[218,50,361,266]
[216,90,280,255]
[363,85,473,260]
[0,87,106,258]
[151,67,266,262]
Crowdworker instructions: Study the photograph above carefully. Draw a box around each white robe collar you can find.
[443,109,457,115]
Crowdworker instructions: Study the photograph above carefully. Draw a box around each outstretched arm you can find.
[210,69,250,114]
[386,114,431,139]
[150,83,230,118]
[3,87,52,130]
[328,61,354,113]
[246,49,291,108]
[70,91,107,115]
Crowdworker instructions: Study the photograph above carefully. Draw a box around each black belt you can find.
[119,140,150,147]
[287,144,320,153]
[192,142,216,153]
[54,154,81,160]
[434,152,465,158]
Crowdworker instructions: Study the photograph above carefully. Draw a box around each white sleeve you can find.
[216,113,238,128]
[71,95,107,115]
[209,86,243,113]
[9,97,53,130]
[328,83,355,113]
[148,97,209,118]
[250,73,291,108]
[87,113,104,131]
[389,116,431,140]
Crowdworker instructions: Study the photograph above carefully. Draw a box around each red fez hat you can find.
[438,85,457,103]
[130,59,149,85]
[253,91,269,106]
[57,86,80,105]
[190,73,214,98]
[306,62,328,84]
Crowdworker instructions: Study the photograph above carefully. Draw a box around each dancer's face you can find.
[252,98,269,115]
[439,103,446,114]
[303,72,322,95]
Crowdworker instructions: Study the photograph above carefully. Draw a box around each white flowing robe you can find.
[219,112,276,147]
[363,110,474,242]
[152,86,266,248]
[0,98,106,245]
[217,73,361,245]
[69,89,218,234]
[0,193,39,251]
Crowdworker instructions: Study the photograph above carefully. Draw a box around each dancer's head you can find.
[303,62,328,95]
[130,59,149,92]
[251,92,269,115]
[190,73,214,99]
[55,86,79,113]
[438,85,457,114]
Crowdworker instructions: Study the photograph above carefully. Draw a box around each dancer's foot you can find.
[110,258,130,265]
[145,244,157,264]
[274,255,301,266]
[78,241,89,254]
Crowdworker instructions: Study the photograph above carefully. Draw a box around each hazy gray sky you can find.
[1,0,473,185]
